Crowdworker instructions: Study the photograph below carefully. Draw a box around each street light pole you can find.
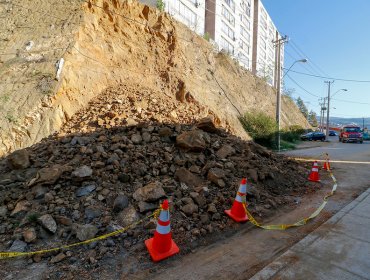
[276,57,307,150]
[325,86,348,140]
[325,81,334,140]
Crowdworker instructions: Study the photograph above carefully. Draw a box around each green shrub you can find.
[203,32,210,41]
[239,111,278,149]
[156,0,165,11]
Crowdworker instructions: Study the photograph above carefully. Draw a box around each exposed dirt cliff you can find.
[0,0,309,156]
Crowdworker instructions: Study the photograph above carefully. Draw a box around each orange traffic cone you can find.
[145,200,179,262]
[225,178,249,223]
[323,154,331,171]
[323,159,331,171]
[308,161,320,182]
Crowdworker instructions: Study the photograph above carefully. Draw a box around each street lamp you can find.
[283,59,308,78]
[277,58,307,151]
[325,87,348,140]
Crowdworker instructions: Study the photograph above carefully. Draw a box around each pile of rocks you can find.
[0,84,312,265]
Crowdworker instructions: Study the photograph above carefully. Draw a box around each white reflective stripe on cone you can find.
[235,194,245,203]
[159,210,170,222]
[238,183,247,194]
[156,224,171,234]
[312,168,319,172]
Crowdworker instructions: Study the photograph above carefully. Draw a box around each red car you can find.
[339,125,363,143]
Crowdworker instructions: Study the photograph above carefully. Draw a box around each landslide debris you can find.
[0,83,315,271]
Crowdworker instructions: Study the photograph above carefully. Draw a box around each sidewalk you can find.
[250,188,370,280]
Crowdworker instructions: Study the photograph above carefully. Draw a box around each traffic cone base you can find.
[224,209,249,223]
[308,177,320,182]
[145,237,179,262]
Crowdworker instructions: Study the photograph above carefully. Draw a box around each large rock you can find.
[11,200,31,217]
[216,145,235,159]
[207,168,226,187]
[9,240,27,252]
[181,203,198,216]
[118,206,140,227]
[76,184,96,197]
[137,201,157,213]
[75,224,98,241]
[72,165,93,178]
[175,167,204,188]
[38,214,57,233]
[196,117,220,134]
[23,227,37,243]
[7,149,30,169]
[113,194,129,212]
[133,181,165,202]
[28,165,71,187]
[0,206,8,217]
[176,130,209,151]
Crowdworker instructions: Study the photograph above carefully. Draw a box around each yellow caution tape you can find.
[244,155,337,230]
[0,208,161,260]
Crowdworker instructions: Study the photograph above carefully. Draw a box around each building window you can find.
[260,37,266,49]
[224,0,235,12]
[239,39,250,54]
[220,36,234,54]
[188,0,200,7]
[240,0,251,17]
[268,48,274,60]
[240,26,250,42]
[222,5,235,26]
[259,46,266,59]
[240,14,250,30]
[260,17,267,30]
[221,20,235,40]
[171,0,198,28]
[261,7,267,19]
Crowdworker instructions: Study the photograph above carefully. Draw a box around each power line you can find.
[285,74,321,98]
[284,68,370,83]
[331,98,370,105]
[289,39,330,77]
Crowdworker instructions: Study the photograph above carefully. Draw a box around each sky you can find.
[262,0,370,119]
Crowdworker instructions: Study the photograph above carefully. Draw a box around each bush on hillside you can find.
[239,111,278,149]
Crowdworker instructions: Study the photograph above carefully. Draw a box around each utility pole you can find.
[325,81,334,140]
[273,35,289,150]
[363,117,365,130]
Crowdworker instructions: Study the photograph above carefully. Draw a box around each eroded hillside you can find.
[0,0,309,156]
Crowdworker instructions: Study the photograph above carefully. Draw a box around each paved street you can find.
[250,188,370,280]
[249,138,370,280]
[284,136,370,162]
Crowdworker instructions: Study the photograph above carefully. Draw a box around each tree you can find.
[296,97,309,119]
[308,110,318,127]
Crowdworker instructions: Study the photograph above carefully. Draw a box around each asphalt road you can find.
[284,136,370,163]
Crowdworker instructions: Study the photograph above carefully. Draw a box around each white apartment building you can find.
[164,0,206,35]
[251,0,283,86]
[205,0,254,70]
[139,0,283,89]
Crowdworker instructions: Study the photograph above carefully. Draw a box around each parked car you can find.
[329,130,337,136]
[363,131,370,141]
[300,132,326,141]
[339,125,363,143]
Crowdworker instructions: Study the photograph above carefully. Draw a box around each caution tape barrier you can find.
[244,164,337,230]
[0,208,161,260]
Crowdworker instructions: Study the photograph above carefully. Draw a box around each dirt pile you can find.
[0,0,309,156]
[0,82,315,276]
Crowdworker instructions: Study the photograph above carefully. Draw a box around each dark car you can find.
[329,130,337,136]
[301,132,326,141]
